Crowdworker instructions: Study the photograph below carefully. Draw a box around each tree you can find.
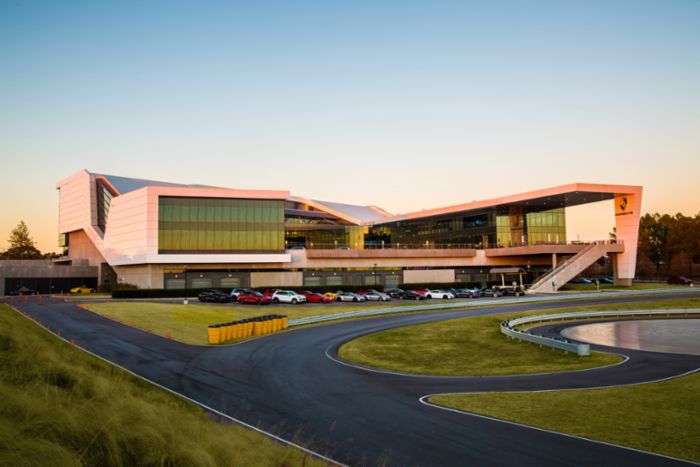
[4,221,42,259]
[637,212,700,278]
[638,213,669,277]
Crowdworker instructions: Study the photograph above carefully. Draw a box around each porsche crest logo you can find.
[619,197,628,211]
[615,195,634,217]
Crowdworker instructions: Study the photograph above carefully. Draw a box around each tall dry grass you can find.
[0,305,326,466]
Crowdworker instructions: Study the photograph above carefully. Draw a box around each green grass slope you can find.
[430,371,700,463]
[0,304,325,467]
[338,311,621,376]
[338,298,700,376]
[84,301,410,345]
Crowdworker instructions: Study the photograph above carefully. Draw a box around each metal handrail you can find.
[501,308,700,356]
[289,239,621,251]
[527,244,598,291]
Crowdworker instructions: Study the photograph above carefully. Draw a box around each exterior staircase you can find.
[527,242,620,294]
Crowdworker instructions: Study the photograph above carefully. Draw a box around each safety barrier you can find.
[207,315,288,345]
[288,287,700,327]
[501,308,700,356]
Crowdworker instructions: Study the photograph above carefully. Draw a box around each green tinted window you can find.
[158,197,284,253]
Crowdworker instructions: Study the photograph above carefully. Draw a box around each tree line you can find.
[637,212,700,278]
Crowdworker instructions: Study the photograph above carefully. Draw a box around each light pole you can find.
[373,263,378,287]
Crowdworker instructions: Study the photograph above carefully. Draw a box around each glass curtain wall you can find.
[371,207,566,248]
[497,207,566,246]
[285,217,366,249]
[158,197,284,253]
[369,211,495,248]
[526,208,566,244]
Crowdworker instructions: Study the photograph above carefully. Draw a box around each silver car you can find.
[362,291,392,301]
[337,291,366,302]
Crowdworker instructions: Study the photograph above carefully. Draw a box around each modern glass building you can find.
[56,170,642,291]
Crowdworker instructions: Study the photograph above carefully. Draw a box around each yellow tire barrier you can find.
[207,325,221,345]
[208,315,287,344]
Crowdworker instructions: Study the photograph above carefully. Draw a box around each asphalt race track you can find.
[9,292,700,466]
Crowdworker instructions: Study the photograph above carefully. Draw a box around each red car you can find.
[262,289,282,297]
[238,291,272,305]
[411,289,430,297]
[667,276,693,285]
[301,291,333,303]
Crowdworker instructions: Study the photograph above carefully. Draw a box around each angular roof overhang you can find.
[375,183,642,224]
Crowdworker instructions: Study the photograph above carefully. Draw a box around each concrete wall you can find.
[306,249,477,259]
[102,188,152,265]
[113,264,165,289]
[289,249,554,270]
[58,170,94,235]
[250,271,303,288]
[403,269,455,284]
[68,230,107,267]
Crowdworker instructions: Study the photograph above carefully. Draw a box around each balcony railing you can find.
[287,239,621,251]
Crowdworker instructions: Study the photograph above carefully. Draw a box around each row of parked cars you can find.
[198,286,524,304]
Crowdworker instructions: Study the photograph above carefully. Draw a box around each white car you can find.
[337,291,366,302]
[271,290,307,304]
[362,291,392,301]
[426,289,455,299]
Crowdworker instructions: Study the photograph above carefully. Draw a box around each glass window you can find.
[158,197,284,253]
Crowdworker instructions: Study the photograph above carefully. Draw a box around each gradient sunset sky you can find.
[1,1,698,252]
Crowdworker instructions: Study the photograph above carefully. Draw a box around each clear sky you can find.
[1,1,698,252]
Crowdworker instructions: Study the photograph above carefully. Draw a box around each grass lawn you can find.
[85,301,410,345]
[0,304,325,467]
[338,297,700,376]
[429,372,700,463]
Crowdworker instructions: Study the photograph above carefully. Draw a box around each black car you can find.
[384,288,405,299]
[8,286,38,296]
[402,290,427,300]
[198,289,232,303]
[455,288,480,298]
[498,286,524,296]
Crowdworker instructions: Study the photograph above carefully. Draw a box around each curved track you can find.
[9,292,700,466]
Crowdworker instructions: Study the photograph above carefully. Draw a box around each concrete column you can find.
[611,254,632,286]
[552,253,557,268]
[613,190,643,284]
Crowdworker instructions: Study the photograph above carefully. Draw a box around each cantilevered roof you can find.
[312,199,391,224]
[95,173,218,195]
[288,196,391,225]
[376,183,642,224]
